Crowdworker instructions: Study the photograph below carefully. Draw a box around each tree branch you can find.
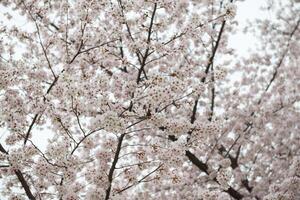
[136,3,157,84]
[116,164,163,194]
[0,143,36,199]
[185,150,243,199]
[105,133,125,200]
[15,170,36,200]
[190,20,226,124]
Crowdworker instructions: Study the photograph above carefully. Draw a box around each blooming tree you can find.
[0,0,299,199]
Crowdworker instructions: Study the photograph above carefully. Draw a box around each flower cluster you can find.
[0,0,299,199]
[224,3,237,20]
[216,168,232,190]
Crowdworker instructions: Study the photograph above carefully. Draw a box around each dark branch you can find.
[185,150,243,199]
[116,164,163,194]
[190,20,226,125]
[23,114,39,145]
[0,143,36,199]
[15,170,36,200]
[136,3,157,84]
[105,133,125,200]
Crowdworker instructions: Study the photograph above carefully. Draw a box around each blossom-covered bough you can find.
[0,0,299,199]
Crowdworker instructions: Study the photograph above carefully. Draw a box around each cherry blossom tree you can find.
[0,0,299,199]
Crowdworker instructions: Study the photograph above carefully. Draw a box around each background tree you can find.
[0,0,299,199]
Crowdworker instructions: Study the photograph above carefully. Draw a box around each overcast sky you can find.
[229,0,269,54]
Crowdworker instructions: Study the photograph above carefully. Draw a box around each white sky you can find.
[229,0,270,54]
